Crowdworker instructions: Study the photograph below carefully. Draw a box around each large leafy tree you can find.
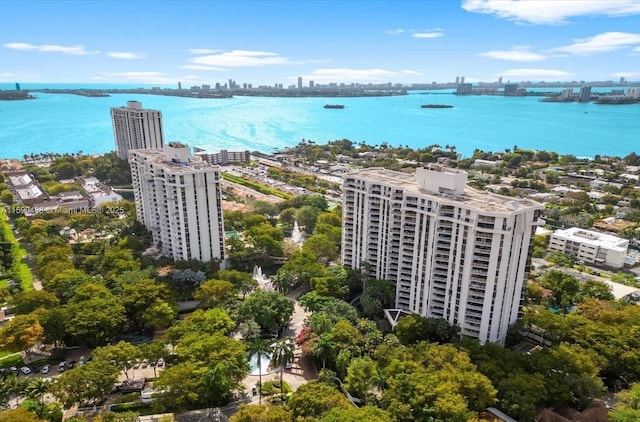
[65,282,127,347]
[380,342,496,421]
[154,332,248,411]
[194,279,236,308]
[51,360,119,409]
[116,276,176,330]
[319,406,393,422]
[286,381,351,420]
[43,268,93,303]
[165,308,235,344]
[0,313,44,358]
[610,383,640,422]
[230,403,291,422]
[539,270,581,310]
[92,341,141,378]
[394,314,460,345]
[237,290,294,333]
[9,290,59,315]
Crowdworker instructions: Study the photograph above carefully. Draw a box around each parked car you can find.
[41,364,51,374]
[68,360,76,369]
[9,366,17,373]
[20,366,31,375]
[157,358,164,367]
[141,359,148,369]
[285,360,292,370]
[58,362,66,372]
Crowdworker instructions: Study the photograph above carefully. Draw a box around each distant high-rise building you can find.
[309,80,315,88]
[178,82,182,90]
[111,101,164,160]
[341,165,543,344]
[456,83,473,95]
[460,76,465,84]
[560,88,573,100]
[129,142,225,263]
[578,86,592,102]
[202,84,210,91]
[498,77,503,85]
[504,84,519,95]
[620,77,626,84]
[297,77,303,89]
[455,76,460,84]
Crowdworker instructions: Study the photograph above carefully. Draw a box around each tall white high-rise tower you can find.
[341,165,543,344]
[111,101,164,160]
[129,142,225,263]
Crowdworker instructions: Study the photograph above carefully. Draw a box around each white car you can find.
[20,366,31,375]
[41,364,51,374]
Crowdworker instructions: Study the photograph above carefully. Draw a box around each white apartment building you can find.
[342,165,543,344]
[129,142,225,262]
[549,227,628,268]
[112,101,165,160]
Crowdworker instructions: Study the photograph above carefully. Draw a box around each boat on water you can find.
[324,104,345,109]
[421,104,453,108]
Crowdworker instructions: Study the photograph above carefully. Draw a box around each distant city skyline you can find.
[2,0,640,85]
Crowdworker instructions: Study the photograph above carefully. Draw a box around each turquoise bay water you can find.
[0,84,639,159]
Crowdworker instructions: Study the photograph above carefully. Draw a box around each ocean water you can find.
[0,84,638,159]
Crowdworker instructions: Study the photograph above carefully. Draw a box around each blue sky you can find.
[1,0,640,86]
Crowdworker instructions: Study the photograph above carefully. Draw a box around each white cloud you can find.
[412,31,444,39]
[188,48,220,55]
[385,29,406,35]
[479,47,546,61]
[4,42,97,55]
[1,72,16,77]
[191,50,292,67]
[612,71,640,78]
[549,32,640,55]
[106,51,147,59]
[500,68,573,80]
[94,71,198,84]
[302,68,416,82]
[181,64,228,71]
[401,70,423,75]
[462,0,640,24]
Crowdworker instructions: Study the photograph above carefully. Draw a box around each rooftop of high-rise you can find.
[130,143,219,173]
[345,166,542,213]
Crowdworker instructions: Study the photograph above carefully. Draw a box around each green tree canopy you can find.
[286,381,351,420]
[237,290,294,333]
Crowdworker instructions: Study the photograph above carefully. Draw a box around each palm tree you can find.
[25,378,49,406]
[0,380,10,409]
[6,374,27,407]
[238,319,261,340]
[370,366,387,395]
[246,338,271,404]
[311,334,336,369]
[270,337,295,400]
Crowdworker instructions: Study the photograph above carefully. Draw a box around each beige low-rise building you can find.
[548,227,628,268]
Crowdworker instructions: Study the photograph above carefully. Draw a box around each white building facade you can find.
[129,143,225,262]
[342,165,543,344]
[549,227,628,268]
[112,101,165,160]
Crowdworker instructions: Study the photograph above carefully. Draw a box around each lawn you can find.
[0,209,33,291]
[0,352,25,369]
